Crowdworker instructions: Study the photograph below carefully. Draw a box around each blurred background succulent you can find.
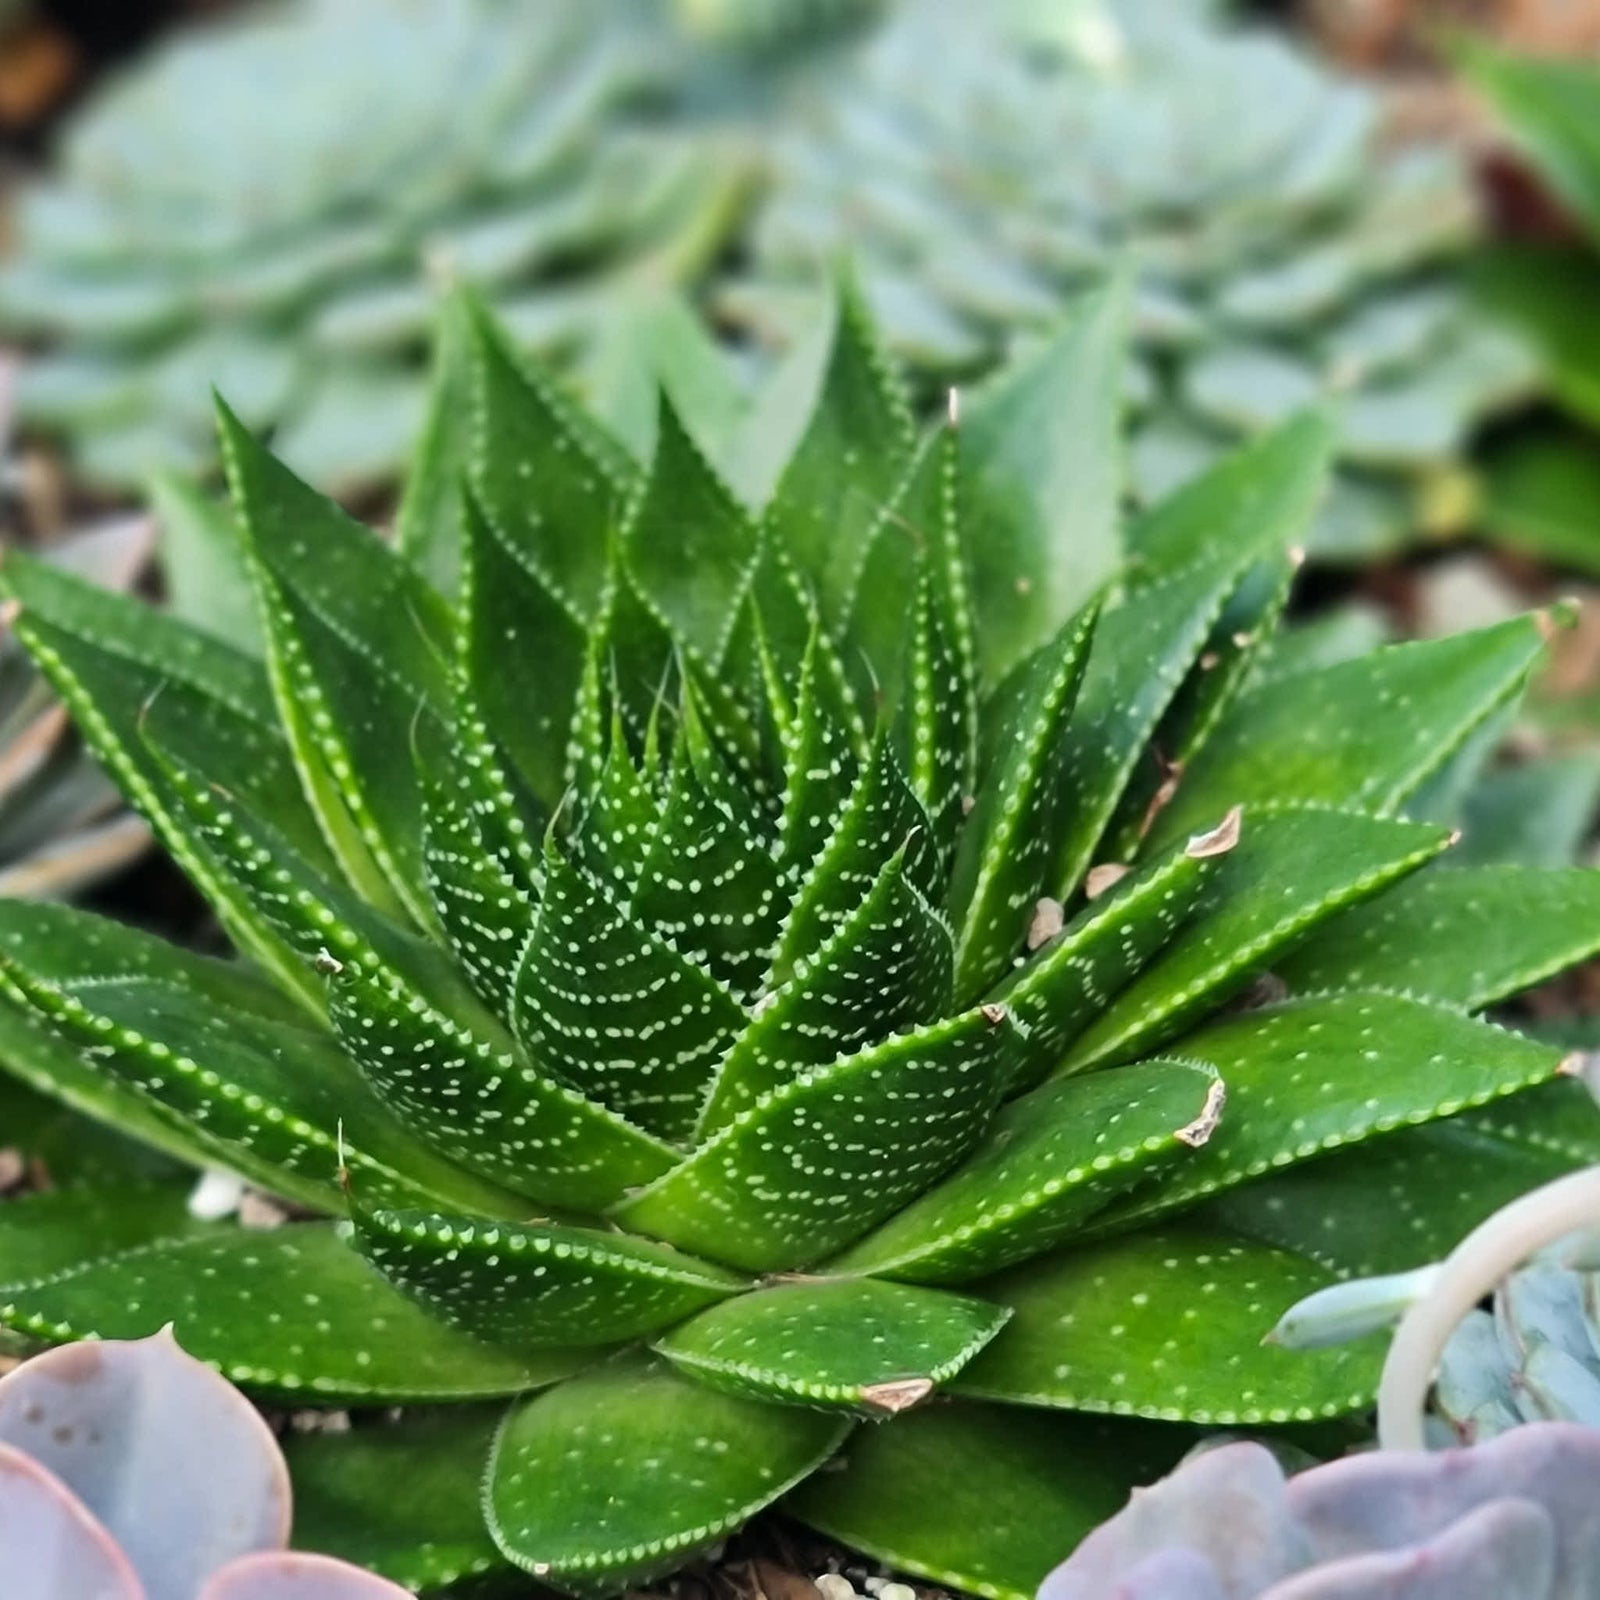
[1459,44,1600,577]
[0,1328,409,1599]
[0,0,754,496]
[1040,1424,1600,1599]
[716,0,1540,558]
[0,360,151,902]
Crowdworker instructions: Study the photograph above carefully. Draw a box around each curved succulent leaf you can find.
[1277,864,1600,1011]
[0,1330,289,1597]
[0,1183,212,1291]
[0,1224,593,1402]
[486,1352,852,1587]
[653,1277,1008,1412]
[612,1005,1020,1271]
[354,1206,744,1347]
[200,1552,415,1600]
[0,1442,142,1600]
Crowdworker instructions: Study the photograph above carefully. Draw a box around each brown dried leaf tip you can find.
[1185,804,1243,860]
[860,1377,935,1416]
[1175,1078,1227,1149]
[1084,864,1129,901]
[1026,897,1064,950]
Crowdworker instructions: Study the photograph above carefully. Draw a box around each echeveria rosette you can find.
[0,1330,409,1599]
[720,0,1538,559]
[0,0,751,494]
[2,284,1600,1599]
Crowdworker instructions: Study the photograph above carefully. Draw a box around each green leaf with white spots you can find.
[771,625,863,881]
[0,557,332,1007]
[766,282,914,629]
[325,960,675,1214]
[511,839,746,1141]
[0,1183,215,1292]
[0,1224,590,1402]
[611,1006,1020,1273]
[958,1224,1383,1424]
[1277,864,1600,1011]
[1201,1104,1595,1279]
[949,601,1098,1004]
[460,491,591,813]
[827,1061,1221,1284]
[148,469,260,657]
[419,761,540,1019]
[395,288,474,598]
[630,745,785,998]
[286,1407,507,1593]
[994,845,1212,1089]
[770,736,939,987]
[465,291,636,625]
[788,1403,1196,1600]
[1150,616,1551,846]
[1060,806,1454,1073]
[0,901,511,1217]
[1079,994,1565,1240]
[654,1278,1008,1413]
[217,399,456,922]
[625,398,761,670]
[486,1353,852,1588]
[354,1207,743,1348]
[697,847,953,1135]
[959,284,1126,684]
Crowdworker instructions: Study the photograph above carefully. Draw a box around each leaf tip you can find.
[1174,1077,1226,1149]
[1185,805,1243,860]
[1083,864,1130,901]
[860,1377,935,1415]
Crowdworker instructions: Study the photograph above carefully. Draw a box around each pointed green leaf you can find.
[1,1224,589,1401]
[1202,1091,1598,1279]
[1,558,330,1007]
[1150,616,1550,846]
[217,400,455,922]
[511,839,746,1142]
[461,491,590,812]
[629,749,785,998]
[960,284,1126,683]
[612,1006,1021,1273]
[788,1403,1195,1600]
[396,288,474,597]
[766,283,914,628]
[354,1207,744,1348]
[1060,806,1454,1073]
[1278,864,1600,1011]
[995,844,1212,1089]
[827,1061,1221,1285]
[852,422,979,781]
[0,901,510,1217]
[770,736,938,987]
[625,397,760,669]
[1081,994,1564,1239]
[654,1278,1008,1413]
[327,961,675,1213]
[486,1353,851,1587]
[0,1183,213,1291]
[697,848,953,1135]
[958,1224,1382,1424]
[286,1407,506,1593]
[148,470,260,656]
[950,601,1098,1003]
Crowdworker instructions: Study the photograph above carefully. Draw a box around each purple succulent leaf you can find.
[1098,1547,1230,1599]
[1259,1497,1557,1600]
[1039,1441,1312,1600]
[0,1330,290,1600]
[198,1551,416,1598]
[1288,1424,1600,1594]
[0,1440,144,1600]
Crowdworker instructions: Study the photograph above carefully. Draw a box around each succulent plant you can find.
[2,286,1600,1599]
[0,1329,409,1599]
[0,0,750,494]
[718,0,1538,558]
[1040,1422,1600,1599]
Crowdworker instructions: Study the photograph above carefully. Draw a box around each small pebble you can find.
[879,1585,916,1600]
[817,1574,858,1600]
